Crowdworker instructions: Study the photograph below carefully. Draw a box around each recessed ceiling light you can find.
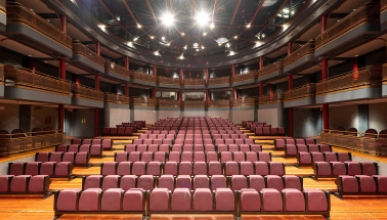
[229,51,235,56]
[178,54,184,60]
[203,32,207,36]
[246,23,251,28]
[282,8,289,14]
[255,41,262,47]
[161,12,174,26]
[226,43,230,48]
[196,11,210,26]
[218,43,221,46]
[184,45,187,50]
[355,54,359,57]
[283,24,289,30]
[154,51,160,56]
[201,45,205,49]
[137,24,142,28]
[127,42,133,47]
[162,36,165,41]
[150,36,154,39]
[234,36,238,39]
[181,32,185,36]
[166,42,170,46]
[133,37,139,41]
[98,24,106,31]
[28,55,32,57]
[210,23,215,29]
[193,43,199,48]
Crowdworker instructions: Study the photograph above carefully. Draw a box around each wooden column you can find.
[58,15,67,131]
[321,14,329,131]
[94,41,101,137]
[288,41,294,137]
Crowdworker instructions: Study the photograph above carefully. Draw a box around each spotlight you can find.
[181,32,185,36]
[160,12,174,26]
[246,23,251,28]
[137,24,142,28]
[183,45,187,50]
[150,36,155,39]
[210,23,215,29]
[203,32,207,36]
[196,11,210,26]
[234,36,238,39]
[161,36,165,41]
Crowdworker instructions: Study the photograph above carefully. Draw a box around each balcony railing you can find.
[131,97,155,107]
[72,42,105,68]
[0,0,6,14]
[0,64,4,83]
[233,97,256,107]
[209,100,231,108]
[105,62,130,78]
[157,99,180,108]
[316,65,382,95]
[105,93,129,104]
[184,100,205,108]
[382,63,387,82]
[284,40,315,67]
[4,65,72,94]
[183,78,205,86]
[130,71,155,83]
[315,3,380,49]
[258,60,283,78]
[209,76,230,85]
[158,76,180,85]
[6,2,72,49]
[284,84,316,101]
[72,84,104,101]
[233,71,257,83]
[259,93,284,105]
[382,0,387,12]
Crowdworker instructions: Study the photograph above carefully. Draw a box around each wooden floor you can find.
[1,128,387,219]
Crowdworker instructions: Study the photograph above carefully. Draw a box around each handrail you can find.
[0,0,6,13]
[258,60,283,78]
[322,129,381,138]
[259,93,284,105]
[130,71,155,82]
[0,63,4,82]
[184,100,205,107]
[72,42,105,68]
[233,70,257,83]
[233,97,256,107]
[0,129,63,138]
[283,40,315,67]
[315,3,380,49]
[105,62,130,78]
[4,65,72,94]
[209,100,231,108]
[382,0,387,12]
[131,97,155,107]
[104,93,129,104]
[183,78,205,86]
[157,99,180,108]
[6,2,72,49]
[316,65,382,95]
[72,84,104,101]
[158,76,180,85]
[284,84,316,101]
[209,76,230,85]
[382,63,387,82]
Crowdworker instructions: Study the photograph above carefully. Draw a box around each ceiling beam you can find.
[145,0,158,25]
[224,0,242,34]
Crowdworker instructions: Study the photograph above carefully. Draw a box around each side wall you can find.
[257,108,283,127]
[105,104,130,127]
[0,104,20,132]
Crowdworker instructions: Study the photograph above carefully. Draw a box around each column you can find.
[259,82,263,97]
[259,56,264,69]
[94,41,101,137]
[206,90,210,108]
[125,56,130,70]
[179,90,183,108]
[58,15,67,131]
[179,69,183,86]
[125,56,129,97]
[205,69,209,86]
[353,58,359,80]
[153,65,157,84]
[231,65,236,84]
[287,41,294,137]
[321,15,329,131]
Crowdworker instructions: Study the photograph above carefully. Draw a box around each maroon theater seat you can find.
[215,188,235,211]
[283,189,305,212]
[83,175,103,190]
[261,188,283,212]
[193,188,213,211]
[158,175,175,190]
[78,188,102,211]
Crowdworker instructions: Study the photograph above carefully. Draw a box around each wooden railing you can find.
[258,60,283,78]
[284,41,315,67]
[131,97,155,107]
[4,65,72,94]
[72,84,104,101]
[157,76,180,85]
[183,100,206,108]
[0,0,6,14]
[233,71,257,83]
[316,65,382,95]
[209,76,230,85]
[0,131,65,157]
[382,0,387,12]
[157,99,180,108]
[315,3,380,49]
[131,71,155,83]
[72,42,105,68]
[6,2,72,49]
[233,97,256,107]
[382,63,387,82]
[105,62,130,78]
[0,64,4,83]
[284,84,316,101]
[105,93,129,104]
[259,93,284,105]
[183,78,205,86]
[209,100,231,108]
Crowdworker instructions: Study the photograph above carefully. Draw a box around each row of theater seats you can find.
[55,144,102,157]
[255,127,285,136]
[125,143,262,153]
[35,152,90,166]
[54,188,330,218]
[100,161,285,176]
[144,130,177,135]
[285,144,332,157]
[83,174,303,191]
[7,162,73,178]
[297,152,352,165]
[274,138,317,150]
[115,151,271,163]
[313,162,378,179]
[335,175,387,198]
[0,175,51,197]
[102,127,134,136]
[139,134,176,139]
[133,139,173,145]
[70,138,112,150]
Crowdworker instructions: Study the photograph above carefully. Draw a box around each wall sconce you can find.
[81,117,86,124]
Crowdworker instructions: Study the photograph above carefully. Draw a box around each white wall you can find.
[369,103,387,132]
[257,108,283,127]
[30,106,58,130]
[0,104,19,132]
[293,109,322,138]
[329,105,358,130]
[208,109,229,119]
[183,109,206,117]
[232,109,254,124]
[134,108,156,124]
[105,106,130,127]
[159,109,180,119]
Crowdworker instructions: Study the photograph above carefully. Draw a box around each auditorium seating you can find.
[71,138,112,150]
[297,152,352,166]
[55,143,103,157]
[313,162,378,179]
[35,152,90,166]
[54,188,330,218]
[334,175,387,198]
[255,127,286,136]
[274,138,326,152]
[7,162,73,179]
[0,175,52,197]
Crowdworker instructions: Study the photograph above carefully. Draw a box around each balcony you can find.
[381,64,387,96]
[183,100,205,108]
[72,84,104,108]
[6,2,72,58]
[283,40,316,73]
[257,60,284,82]
[131,97,155,108]
[209,100,231,108]
[130,71,155,86]
[315,2,380,57]
[209,76,230,88]
[233,71,257,86]
[0,0,6,30]
[382,0,387,31]
[0,64,4,97]
[316,65,382,104]
[157,99,180,108]
[259,93,284,107]
[233,97,256,108]
[105,93,129,105]
[157,76,180,88]
[105,62,130,82]
[3,65,72,104]
[72,42,105,73]
[183,78,206,88]
[284,84,316,108]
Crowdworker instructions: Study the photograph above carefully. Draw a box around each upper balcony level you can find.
[315,2,380,57]
[209,100,230,108]
[381,64,387,96]
[183,78,206,89]
[209,76,230,88]
[257,60,283,82]
[183,100,206,109]
[284,84,316,108]
[258,93,284,108]
[316,65,382,104]
[0,0,6,30]
[6,2,72,58]
[105,62,130,82]
[157,99,180,109]
[232,71,257,87]
[0,64,4,97]
[157,76,180,89]
[105,93,129,105]
[71,41,105,74]
[72,84,104,108]
[130,71,155,87]
[283,41,316,73]
[381,0,387,30]
[233,97,256,108]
